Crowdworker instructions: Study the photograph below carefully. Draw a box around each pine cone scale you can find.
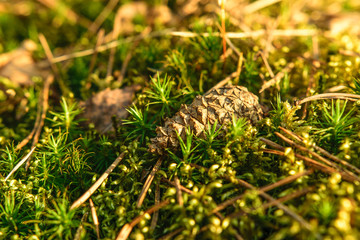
[149,85,263,154]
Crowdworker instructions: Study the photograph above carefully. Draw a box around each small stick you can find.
[150,182,160,231]
[137,158,163,208]
[174,175,183,206]
[116,200,170,240]
[5,147,36,181]
[70,152,127,210]
[89,198,100,239]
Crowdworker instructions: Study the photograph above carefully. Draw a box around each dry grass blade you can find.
[296,93,360,105]
[212,169,313,213]
[5,147,36,181]
[89,198,100,239]
[279,127,360,175]
[70,152,127,210]
[137,158,163,208]
[116,200,170,240]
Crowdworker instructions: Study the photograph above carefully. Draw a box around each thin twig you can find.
[116,200,170,240]
[137,158,163,208]
[5,147,36,181]
[89,198,100,239]
[70,152,127,210]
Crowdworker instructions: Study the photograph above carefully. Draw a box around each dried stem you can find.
[137,158,163,208]
[70,152,127,210]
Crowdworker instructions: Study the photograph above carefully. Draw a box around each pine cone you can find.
[149,85,263,154]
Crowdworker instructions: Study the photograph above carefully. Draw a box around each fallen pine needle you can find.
[5,146,36,181]
[70,151,127,210]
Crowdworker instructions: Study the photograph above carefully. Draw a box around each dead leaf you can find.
[81,85,141,133]
[105,2,175,41]
[0,39,51,86]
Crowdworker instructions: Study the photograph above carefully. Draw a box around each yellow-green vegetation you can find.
[1,0,360,239]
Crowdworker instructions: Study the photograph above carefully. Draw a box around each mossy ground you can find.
[1,0,360,239]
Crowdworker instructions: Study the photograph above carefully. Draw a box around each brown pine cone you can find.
[149,85,263,154]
